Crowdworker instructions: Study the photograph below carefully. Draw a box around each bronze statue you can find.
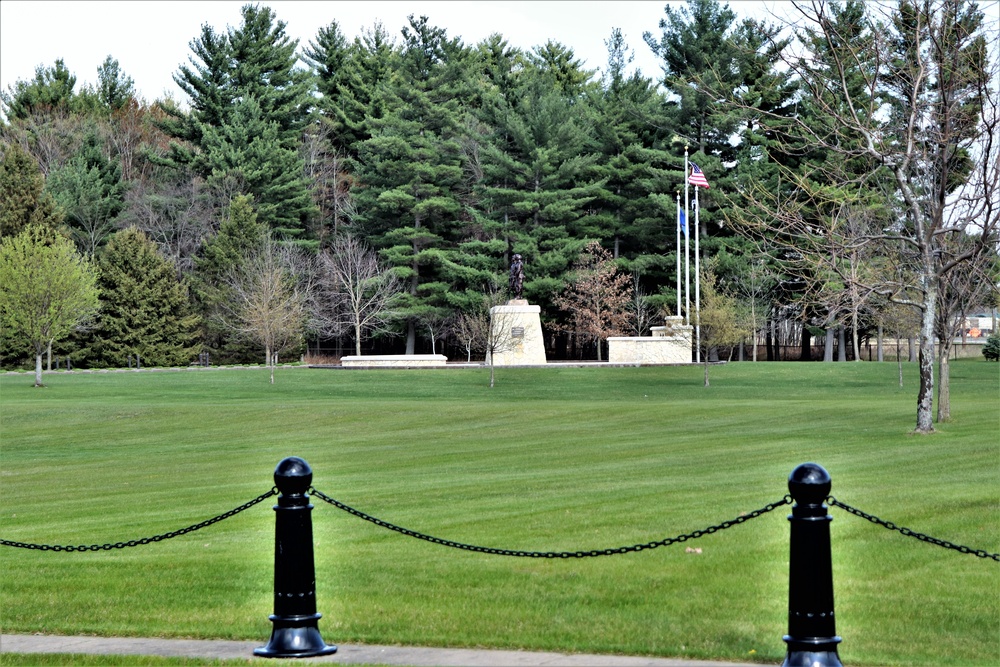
[509,254,524,300]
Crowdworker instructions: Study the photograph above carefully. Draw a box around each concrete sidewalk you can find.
[1,634,764,666]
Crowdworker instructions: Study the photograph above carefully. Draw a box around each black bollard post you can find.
[782,463,843,667]
[255,457,337,658]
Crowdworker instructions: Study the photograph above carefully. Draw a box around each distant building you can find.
[962,312,998,337]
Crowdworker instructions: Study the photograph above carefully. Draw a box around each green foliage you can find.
[0,0,992,368]
[44,132,126,255]
[88,228,200,367]
[192,194,267,363]
[1,59,84,120]
[983,333,1000,361]
[644,0,742,158]
[159,5,314,237]
[0,144,64,238]
[196,97,313,238]
[96,55,136,113]
[351,15,472,351]
[0,225,99,383]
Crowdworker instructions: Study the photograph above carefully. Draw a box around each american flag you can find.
[689,162,710,189]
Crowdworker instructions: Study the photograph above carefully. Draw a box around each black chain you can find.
[0,488,278,552]
[828,497,1000,562]
[309,486,791,558]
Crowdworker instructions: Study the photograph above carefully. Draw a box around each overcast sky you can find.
[0,1,801,104]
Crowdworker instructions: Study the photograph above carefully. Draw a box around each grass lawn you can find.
[1,360,997,666]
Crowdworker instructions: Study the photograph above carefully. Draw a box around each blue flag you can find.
[679,209,687,236]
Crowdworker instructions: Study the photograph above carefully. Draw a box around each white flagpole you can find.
[684,147,690,328]
[694,185,701,363]
[675,191,681,318]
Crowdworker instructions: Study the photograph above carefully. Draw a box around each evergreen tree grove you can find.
[89,228,200,367]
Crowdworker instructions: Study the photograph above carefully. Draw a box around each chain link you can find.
[309,487,791,558]
[9,488,993,563]
[0,488,278,552]
[828,497,1000,562]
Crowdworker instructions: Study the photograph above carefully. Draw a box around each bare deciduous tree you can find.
[316,235,402,356]
[934,235,998,421]
[628,270,655,337]
[301,125,356,246]
[221,239,310,384]
[120,176,216,277]
[729,0,1000,432]
[449,307,486,363]
[483,287,523,388]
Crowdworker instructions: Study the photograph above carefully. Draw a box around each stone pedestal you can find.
[607,317,693,364]
[486,300,547,366]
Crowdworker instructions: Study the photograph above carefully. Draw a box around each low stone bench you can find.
[341,354,448,368]
[607,321,694,365]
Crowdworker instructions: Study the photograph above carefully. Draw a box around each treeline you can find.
[1,0,996,375]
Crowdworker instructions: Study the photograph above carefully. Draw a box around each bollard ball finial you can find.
[274,457,313,495]
[788,462,831,505]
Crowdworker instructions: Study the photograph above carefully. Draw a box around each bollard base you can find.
[782,637,843,667]
[254,614,337,659]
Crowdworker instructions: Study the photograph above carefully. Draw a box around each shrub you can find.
[983,333,1000,361]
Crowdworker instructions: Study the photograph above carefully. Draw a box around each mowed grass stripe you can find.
[1,361,997,666]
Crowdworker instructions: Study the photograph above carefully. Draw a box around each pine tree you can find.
[96,56,136,113]
[587,28,676,309]
[44,131,126,255]
[1,59,79,120]
[192,193,267,363]
[714,14,800,357]
[353,15,470,353]
[89,228,200,367]
[303,20,371,155]
[158,5,315,238]
[644,0,742,158]
[197,96,314,239]
[0,143,64,238]
[474,58,601,316]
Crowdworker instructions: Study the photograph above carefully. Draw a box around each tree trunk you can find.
[34,350,44,387]
[877,325,884,362]
[824,329,834,362]
[851,310,860,361]
[908,337,917,363]
[355,321,362,356]
[800,324,812,361]
[47,340,52,371]
[766,319,774,361]
[703,357,710,387]
[837,326,847,362]
[405,320,416,355]
[915,298,936,433]
[936,347,951,423]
